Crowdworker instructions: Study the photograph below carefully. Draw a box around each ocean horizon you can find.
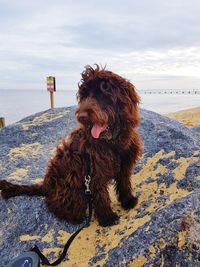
[0,89,200,126]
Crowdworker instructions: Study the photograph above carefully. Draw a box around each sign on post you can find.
[47,76,56,109]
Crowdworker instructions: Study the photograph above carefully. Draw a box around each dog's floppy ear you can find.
[118,81,140,111]
[127,83,141,124]
[126,83,140,107]
[116,80,140,127]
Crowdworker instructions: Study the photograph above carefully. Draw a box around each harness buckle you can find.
[84,175,91,195]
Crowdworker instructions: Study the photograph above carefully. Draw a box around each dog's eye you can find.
[79,86,90,100]
[83,92,89,98]
[100,81,110,91]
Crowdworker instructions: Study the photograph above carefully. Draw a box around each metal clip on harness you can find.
[85,175,91,195]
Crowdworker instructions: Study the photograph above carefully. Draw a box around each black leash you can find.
[6,154,92,267]
[31,195,92,266]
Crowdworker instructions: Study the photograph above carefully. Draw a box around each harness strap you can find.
[31,153,92,266]
[84,152,91,177]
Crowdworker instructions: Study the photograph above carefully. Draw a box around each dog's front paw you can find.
[121,196,138,210]
[98,211,119,227]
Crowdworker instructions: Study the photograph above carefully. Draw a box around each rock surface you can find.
[0,107,199,267]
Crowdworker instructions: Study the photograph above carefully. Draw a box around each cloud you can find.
[0,0,200,90]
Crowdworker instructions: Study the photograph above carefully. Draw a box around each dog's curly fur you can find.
[0,65,143,226]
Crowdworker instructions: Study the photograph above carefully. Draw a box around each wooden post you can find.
[0,117,5,128]
[47,76,56,109]
[50,91,54,109]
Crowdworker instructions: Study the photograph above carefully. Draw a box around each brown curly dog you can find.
[0,65,143,226]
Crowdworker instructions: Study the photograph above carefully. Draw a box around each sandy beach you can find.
[165,106,200,128]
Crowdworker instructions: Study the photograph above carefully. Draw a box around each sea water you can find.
[0,89,199,125]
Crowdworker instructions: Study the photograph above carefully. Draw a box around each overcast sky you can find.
[1,0,200,90]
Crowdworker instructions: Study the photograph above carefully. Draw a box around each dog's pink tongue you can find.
[91,124,107,139]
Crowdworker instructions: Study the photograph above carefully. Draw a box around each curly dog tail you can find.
[0,180,46,199]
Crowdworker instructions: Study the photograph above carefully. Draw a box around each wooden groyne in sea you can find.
[138,89,200,94]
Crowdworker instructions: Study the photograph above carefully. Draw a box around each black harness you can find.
[6,154,92,267]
